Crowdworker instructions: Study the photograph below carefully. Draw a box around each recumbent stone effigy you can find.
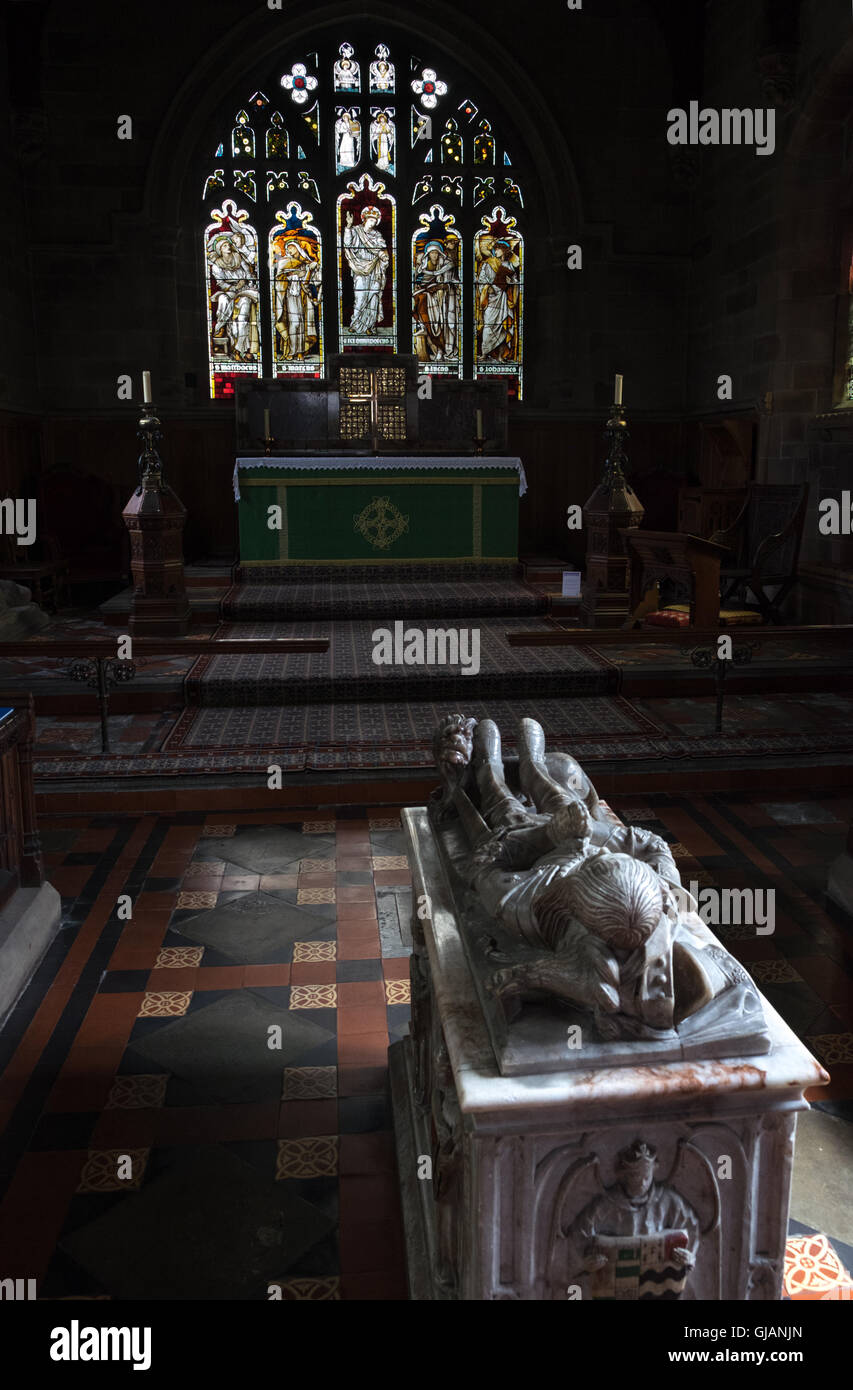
[389,714,828,1300]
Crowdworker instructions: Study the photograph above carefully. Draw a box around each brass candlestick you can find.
[136,402,164,492]
[602,402,630,491]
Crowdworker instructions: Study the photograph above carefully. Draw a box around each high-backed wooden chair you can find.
[0,530,70,613]
[709,483,808,624]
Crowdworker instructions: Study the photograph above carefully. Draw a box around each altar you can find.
[233,456,526,566]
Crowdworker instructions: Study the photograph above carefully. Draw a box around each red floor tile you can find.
[291,962,337,985]
[337,1004,389,1035]
[276,1099,338,1137]
[244,964,291,986]
[338,1032,389,1066]
[336,903,379,922]
[337,981,386,1007]
[337,884,376,903]
[338,941,382,961]
[382,959,411,980]
[338,1065,388,1097]
[195,966,245,989]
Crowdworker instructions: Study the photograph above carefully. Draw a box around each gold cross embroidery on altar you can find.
[339,363,407,449]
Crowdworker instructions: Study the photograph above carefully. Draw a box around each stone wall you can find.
[2,0,852,602]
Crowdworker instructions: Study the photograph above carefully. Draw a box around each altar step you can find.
[185,618,617,707]
[222,578,546,623]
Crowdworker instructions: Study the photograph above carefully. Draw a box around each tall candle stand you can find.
[578,399,645,627]
[121,399,191,636]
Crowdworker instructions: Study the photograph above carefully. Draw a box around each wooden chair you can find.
[0,531,70,613]
[709,483,808,624]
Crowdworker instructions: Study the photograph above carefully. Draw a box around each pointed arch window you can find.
[201,36,526,398]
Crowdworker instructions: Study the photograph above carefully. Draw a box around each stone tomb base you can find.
[0,882,61,1025]
[391,807,828,1301]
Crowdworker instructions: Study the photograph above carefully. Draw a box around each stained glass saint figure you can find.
[370,110,395,174]
[270,207,322,369]
[474,210,522,371]
[335,108,361,173]
[334,42,361,92]
[343,204,390,334]
[412,224,460,367]
[370,45,395,94]
[206,205,261,366]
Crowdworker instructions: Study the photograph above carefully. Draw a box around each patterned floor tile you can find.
[784,1233,853,1299]
[384,979,411,1005]
[77,1148,149,1192]
[297,887,336,904]
[172,891,335,963]
[806,1034,853,1065]
[137,991,192,1018]
[129,993,334,1105]
[200,825,236,836]
[105,1074,169,1110]
[290,984,337,1010]
[371,855,409,870]
[176,891,218,910]
[283,1066,338,1100]
[749,960,805,985]
[63,1145,335,1300]
[368,818,402,830]
[269,1275,340,1299]
[184,860,226,877]
[276,1136,339,1178]
[293,941,337,962]
[303,822,336,834]
[154,946,204,969]
[300,858,336,872]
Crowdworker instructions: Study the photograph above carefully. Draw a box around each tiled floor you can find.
[0,792,850,1300]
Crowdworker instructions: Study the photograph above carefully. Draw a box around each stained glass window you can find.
[474,206,523,392]
[370,108,395,175]
[204,200,262,396]
[412,205,461,376]
[474,120,495,165]
[270,204,323,377]
[334,43,361,93]
[232,111,254,159]
[441,119,462,165]
[335,107,361,175]
[266,113,288,160]
[337,173,396,350]
[370,45,395,94]
[201,37,526,396]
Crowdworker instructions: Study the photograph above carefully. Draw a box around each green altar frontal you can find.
[233,458,524,565]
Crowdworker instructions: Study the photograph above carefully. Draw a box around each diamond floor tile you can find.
[128,991,334,1105]
[60,1144,336,1300]
[174,891,335,964]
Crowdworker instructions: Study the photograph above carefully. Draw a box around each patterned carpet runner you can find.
[185,618,616,706]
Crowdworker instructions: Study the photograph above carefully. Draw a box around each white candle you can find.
[476,409,484,440]
[263,408,271,438]
[614,374,623,406]
[142,371,152,403]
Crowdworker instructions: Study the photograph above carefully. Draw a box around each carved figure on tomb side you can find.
[565,1140,700,1300]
